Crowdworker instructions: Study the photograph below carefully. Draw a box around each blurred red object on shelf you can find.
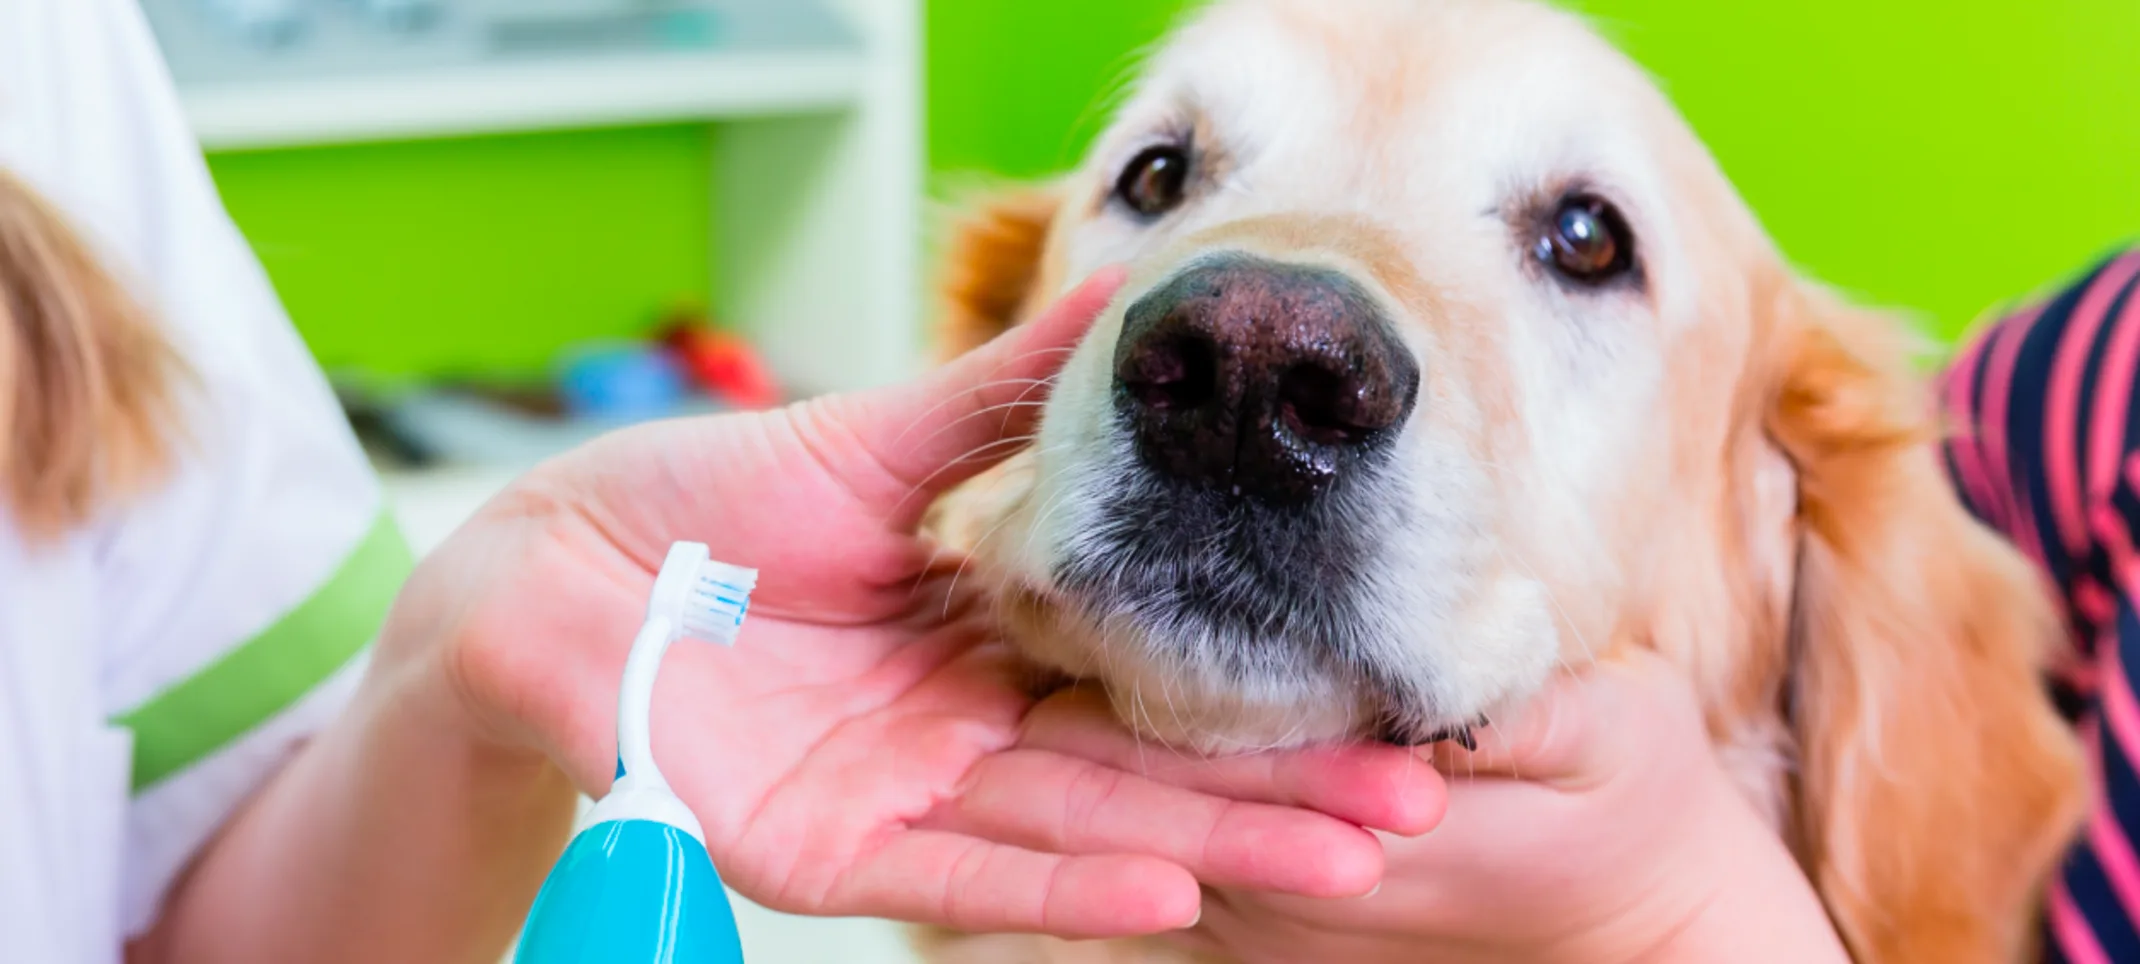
[659,320,784,410]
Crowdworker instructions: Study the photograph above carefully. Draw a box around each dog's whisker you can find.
[1266,706,1315,755]
[887,434,1043,516]
[1156,665,1195,760]
[1496,543,1600,671]
[1130,678,1155,779]
[906,539,956,602]
[882,364,1058,454]
[884,401,1084,520]
[1018,483,1081,566]
[895,378,1059,456]
[942,501,1034,621]
[1479,708,1521,784]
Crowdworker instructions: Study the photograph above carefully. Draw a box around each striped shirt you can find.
[1938,246,2140,964]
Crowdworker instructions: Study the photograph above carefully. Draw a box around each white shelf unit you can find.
[183,50,871,149]
[166,0,925,398]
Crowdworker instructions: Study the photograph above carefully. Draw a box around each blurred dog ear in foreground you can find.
[938,186,1064,359]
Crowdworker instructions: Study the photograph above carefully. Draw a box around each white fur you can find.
[977,0,1739,750]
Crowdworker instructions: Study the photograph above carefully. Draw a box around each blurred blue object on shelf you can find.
[557,342,689,422]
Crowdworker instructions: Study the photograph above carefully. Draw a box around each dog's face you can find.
[953,0,1781,750]
[935,2,2086,960]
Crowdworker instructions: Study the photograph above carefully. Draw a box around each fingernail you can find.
[1362,882,1382,899]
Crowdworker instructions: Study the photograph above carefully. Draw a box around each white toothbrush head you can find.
[680,558,756,646]
[647,542,758,646]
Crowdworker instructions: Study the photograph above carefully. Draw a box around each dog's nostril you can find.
[1122,331,1220,413]
[1277,362,1373,447]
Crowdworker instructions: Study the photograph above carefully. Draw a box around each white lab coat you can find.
[0,1,399,959]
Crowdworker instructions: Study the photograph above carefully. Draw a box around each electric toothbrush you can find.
[514,542,756,964]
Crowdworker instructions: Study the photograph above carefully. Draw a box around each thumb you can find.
[800,265,1128,526]
[1431,650,1704,791]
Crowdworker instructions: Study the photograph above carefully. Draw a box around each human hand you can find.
[1143,650,1848,963]
[376,268,1447,940]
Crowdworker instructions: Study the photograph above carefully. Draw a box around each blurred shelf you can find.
[182,49,867,150]
[145,0,867,150]
[147,0,926,398]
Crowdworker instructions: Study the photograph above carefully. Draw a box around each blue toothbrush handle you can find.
[514,820,745,964]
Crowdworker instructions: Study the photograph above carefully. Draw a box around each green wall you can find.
[206,0,2140,380]
[919,0,2140,339]
[925,0,1182,182]
[209,125,712,382]
[1573,0,2140,335]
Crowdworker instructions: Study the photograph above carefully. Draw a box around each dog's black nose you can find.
[1113,255,1420,503]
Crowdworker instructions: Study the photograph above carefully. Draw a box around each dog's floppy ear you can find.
[1765,280,2086,963]
[921,186,1064,551]
[0,170,182,542]
[938,186,1063,359]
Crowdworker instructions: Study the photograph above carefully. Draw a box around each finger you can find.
[1018,690,1446,835]
[806,266,1129,521]
[1427,649,1690,789]
[829,830,1201,939]
[928,748,1387,898]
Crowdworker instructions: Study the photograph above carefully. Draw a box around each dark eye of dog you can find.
[1536,194,1635,285]
[1115,145,1192,218]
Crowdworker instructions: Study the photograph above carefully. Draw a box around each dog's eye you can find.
[1115,145,1191,218]
[1536,194,1635,285]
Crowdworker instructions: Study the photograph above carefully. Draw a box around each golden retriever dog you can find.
[918,0,2088,961]
[0,168,179,543]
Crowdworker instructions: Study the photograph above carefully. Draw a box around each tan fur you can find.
[917,2,2086,960]
[928,215,2085,964]
[939,188,1066,357]
[1756,280,2085,963]
[0,169,182,542]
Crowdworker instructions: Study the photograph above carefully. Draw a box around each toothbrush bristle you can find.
[680,560,759,645]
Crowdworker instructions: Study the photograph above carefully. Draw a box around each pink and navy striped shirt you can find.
[1939,246,2140,964]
